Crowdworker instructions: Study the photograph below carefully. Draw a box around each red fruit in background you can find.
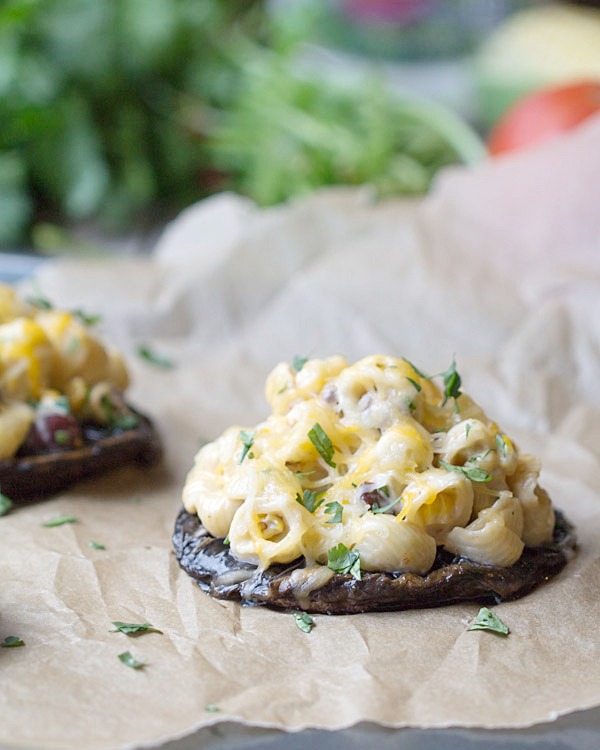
[488,81,600,156]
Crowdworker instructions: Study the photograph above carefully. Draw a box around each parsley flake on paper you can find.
[1,636,25,648]
[238,430,255,463]
[42,515,78,527]
[118,651,146,669]
[296,489,324,513]
[293,611,315,633]
[468,607,509,636]
[88,541,106,550]
[439,459,492,483]
[0,492,13,517]
[137,345,174,369]
[308,423,336,468]
[205,704,220,713]
[327,543,361,580]
[111,621,163,636]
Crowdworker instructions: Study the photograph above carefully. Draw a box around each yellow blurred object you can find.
[475,2,600,126]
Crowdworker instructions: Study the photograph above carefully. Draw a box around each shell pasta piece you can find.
[355,514,436,574]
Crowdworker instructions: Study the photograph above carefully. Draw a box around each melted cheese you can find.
[183,355,556,574]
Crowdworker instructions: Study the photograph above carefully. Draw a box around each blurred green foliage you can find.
[0,0,484,249]
[0,0,262,247]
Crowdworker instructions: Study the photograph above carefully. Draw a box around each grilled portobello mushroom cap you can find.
[173,507,576,615]
[0,409,162,501]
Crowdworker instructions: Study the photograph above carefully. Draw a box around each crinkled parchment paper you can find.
[2,116,600,750]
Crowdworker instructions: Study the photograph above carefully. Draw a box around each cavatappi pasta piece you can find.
[183,427,245,538]
[508,455,555,547]
[0,318,54,401]
[444,493,525,567]
[0,401,36,460]
[227,468,311,568]
[265,356,348,416]
[354,514,437,574]
[399,468,474,544]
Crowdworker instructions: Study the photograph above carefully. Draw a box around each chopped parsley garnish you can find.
[401,357,429,379]
[111,621,163,636]
[1,636,25,648]
[73,308,101,326]
[293,611,315,633]
[324,500,343,524]
[42,515,78,527]
[371,496,403,514]
[439,459,492,483]
[118,650,146,669]
[495,433,507,457]
[100,395,139,430]
[327,543,361,580]
[308,423,336,468]
[440,357,462,407]
[292,355,308,372]
[0,492,13,517]
[238,430,255,463]
[465,422,472,439]
[112,413,140,430]
[54,429,70,445]
[205,704,220,713]
[296,489,324,513]
[88,541,106,550]
[137,345,174,369]
[26,289,53,310]
[468,607,509,636]
[405,377,422,392]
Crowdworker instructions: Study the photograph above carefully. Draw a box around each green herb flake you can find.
[54,429,70,445]
[465,422,472,439]
[88,541,106,550]
[0,492,13,517]
[468,607,509,636]
[308,423,336,468]
[405,376,422,392]
[72,308,101,326]
[137,345,174,369]
[42,515,78,528]
[205,704,220,713]
[439,459,492,483]
[327,543,361,580]
[293,611,315,633]
[495,433,507,457]
[371,496,403,514]
[292,355,308,372]
[111,621,163,636]
[238,430,255,463]
[296,489,324,513]
[440,357,462,406]
[1,636,25,648]
[118,650,146,669]
[113,413,140,430]
[324,500,343,524]
[27,289,53,310]
[401,357,429,379]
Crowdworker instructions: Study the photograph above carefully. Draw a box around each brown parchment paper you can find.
[2,115,600,750]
